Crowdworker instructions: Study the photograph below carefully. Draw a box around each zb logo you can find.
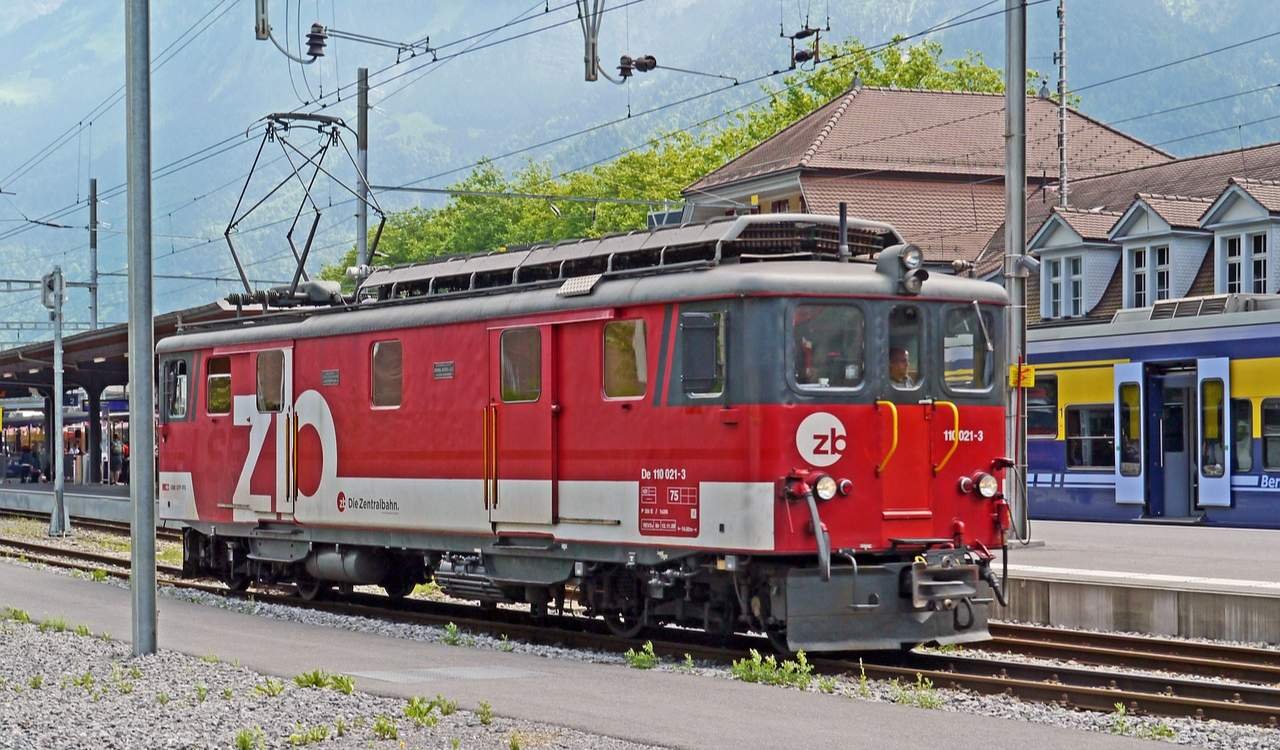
[795,412,847,468]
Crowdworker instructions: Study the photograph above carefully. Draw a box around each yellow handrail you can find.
[875,400,899,475]
[933,399,960,474]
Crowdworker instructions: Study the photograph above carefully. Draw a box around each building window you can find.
[256,350,284,413]
[206,356,231,415]
[1131,247,1147,307]
[1066,405,1115,469]
[1232,398,1253,474]
[1027,375,1058,438]
[1067,256,1083,316]
[500,328,541,403]
[793,304,864,389]
[1046,259,1061,318]
[1263,399,1280,471]
[1252,233,1268,294]
[1226,236,1243,293]
[681,312,725,396]
[770,198,790,213]
[163,359,189,420]
[371,340,403,408]
[1154,246,1170,301]
[603,320,648,398]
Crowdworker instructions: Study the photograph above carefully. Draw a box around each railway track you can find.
[1,534,1278,729]
[0,508,184,542]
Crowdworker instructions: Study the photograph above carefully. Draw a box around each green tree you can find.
[323,37,1029,280]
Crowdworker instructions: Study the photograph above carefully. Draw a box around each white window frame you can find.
[1251,232,1268,294]
[1046,259,1062,319]
[1131,247,1147,307]
[1225,235,1243,294]
[1067,256,1083,316]
[1154,245,1170,301]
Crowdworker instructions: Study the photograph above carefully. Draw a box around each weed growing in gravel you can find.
[405,696,440,728]
[414,581,443,598]
[1143,722,1177,740]
[221,687,234,701]
[293,669,331,688]
[233,727,264,750]
[327,674,355,695]
[1109,703,1133,736]
[889,674,942,710]
[334,718,348,737]
[817,676,837,694]
[1108,703,1176,740]
[26,675,42,690]
[90,569,108,583]
[288,723,330,746]
[4,607,30,623]
[39,617,68,633]
[200,654,220,664]
[681,653,695,671]
[371,715,398,740]
[508,731,524,750]
[450,739,461,750]
[74,624,90,637]
[117,680,134,695]
[157,692,170,706]
[498,634,515,652]
[623,641,659,670]
[71,671,95,691]
[97,632,111,642]
[477,701,494,726]
[442,622,464,646]
[129,665,142,680]
[730,649,814,689]
[253,678,286,698]
[194,684,208,703]
[433,694,458,716]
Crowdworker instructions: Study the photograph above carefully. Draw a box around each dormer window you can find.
[1132,248,1147,307]
[1225,237,1242,293]
[1047,259,1062,318]
[1067,257,1083,316]
[1154,246,1170,301]
[1252,233,1268,293]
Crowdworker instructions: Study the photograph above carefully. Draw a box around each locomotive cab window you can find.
[603,320,647,398]
[501,328,541,402]
[1028,375,1058,438]
[681,311,725,397]
[162,358,189,421]
[371,340,403,408]
[942,306,994,392]
[256,350,284,413]
[793,304,864,389]
[887,305,922,390]
[206,356,231,416]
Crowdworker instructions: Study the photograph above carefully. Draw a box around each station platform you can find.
[999,521,1280,643]
[0,563,1148,750]
[0,483,133,524]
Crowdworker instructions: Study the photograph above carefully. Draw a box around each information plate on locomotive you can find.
[638,475,699,537]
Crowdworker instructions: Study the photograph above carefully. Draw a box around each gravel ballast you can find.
[0,612,661,750]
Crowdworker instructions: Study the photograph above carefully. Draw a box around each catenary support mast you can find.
[1004,0,1030,540]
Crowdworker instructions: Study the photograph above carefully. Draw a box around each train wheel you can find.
[295,577,329,602]
[383,577,414,601]
[225,574,251,593]
[765,627,794,658]
[603,612,645,639]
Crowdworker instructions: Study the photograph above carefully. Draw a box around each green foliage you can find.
[4,607,30,623]
[39,617,68,633]
[856,659,871,698]
[371,715,398,740]
[889,674,943,709]
[334,718,348,737]
[404,695,440,728]
[194,684,208,703]
[817,676,837,694]
[1109,702,1133,736]
[288,723,330,746]
[509,731,524,750]
[730,649,814,689]
[156,692,170,706]
[433,694,458,716]
[498,633,514,652]
[1109,703,1177,740]
[253,678,285,698]
[74,624,91,637]
[26,674,42,690]
[477,700,494,726]
[71,671,95,690]
[90,569,108,583]
[293,669,330,689]
[327,673,355,695]
[233,727,264,750]
[450,739,461,750]
[681,653,695,671]
[221,687,234,700]
[623,640,659,670]
[442,621,464,646]
[200,654,220,664]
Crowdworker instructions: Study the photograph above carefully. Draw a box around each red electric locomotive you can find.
[157,213,1011,652]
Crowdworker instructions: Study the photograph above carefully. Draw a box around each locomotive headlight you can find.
[813,474,839,501]
[902,267,929,295]
[900,245,924,270]
[974,472,998,499]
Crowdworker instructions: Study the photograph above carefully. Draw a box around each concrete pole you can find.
[356,67,369,268]
[1056,0,1068,207]
[89,178,99,330]
[87,386,102,484]
[48,267,68,536]
[125,0,157,656]
[1004,0,1029,540]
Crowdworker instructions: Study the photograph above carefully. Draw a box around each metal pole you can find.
[356,66,369,268]
[837,202,850,261]
[126,0,157,656]
[1004,0,1029,541]
[89,178,99,330]
[48,268,68,537]
[1056,0,1068,207]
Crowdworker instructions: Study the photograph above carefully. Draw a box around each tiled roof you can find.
[1048,206,1121,242]
[1229,177,1280,213]
[801,173,1006,262]
[1134,193,1213,229]
[980,140,1280,270]
[686,87,1172,192]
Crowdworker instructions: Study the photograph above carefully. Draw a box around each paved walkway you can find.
[0,563,1150,750]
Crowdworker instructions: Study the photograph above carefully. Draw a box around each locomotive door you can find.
[233,346,295,517]
[485,325,556,525]
[1113,362,1145,506]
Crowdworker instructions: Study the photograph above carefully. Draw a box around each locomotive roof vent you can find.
[557,273,604,297]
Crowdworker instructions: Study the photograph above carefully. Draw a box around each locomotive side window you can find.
[1118,382,1142,476]
[501,328,541,402]
[680,312,724,396]
[793,304,863,389]
[206,356,231,415]
[942,306,994,391]
[1027,375,1058,438]
[1232,398,1253,473]
[1263,399,1280,471]
[163,359,189,420]
[1065,405,1115,469]
[256,350,284,413]
[1200,379,1226,478]
[603,320,647,398]
[887,305,922,390]
[371,340,403,408]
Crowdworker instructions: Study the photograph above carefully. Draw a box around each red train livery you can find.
[157,214,1011,651]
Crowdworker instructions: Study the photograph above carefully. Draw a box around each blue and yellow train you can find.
[1027,295,1280,528]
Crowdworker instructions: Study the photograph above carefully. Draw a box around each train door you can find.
[486,325,556,525]
[235,346,295,517]
[878,304,934,525]
[1196,357,1232,508]
[1113,363,1145,506]
[1154,373,1194,518]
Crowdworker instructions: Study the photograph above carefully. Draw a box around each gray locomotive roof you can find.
[159,259,1008,354]
[1029,294,1280,347]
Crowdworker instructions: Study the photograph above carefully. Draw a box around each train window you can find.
[603,321,647,398]
[942,306,993,391]
[681,312,725,396]
[793,304,864,389]
[1118,383,1142,476]
[163,359,189,420]
[1027,375,1058,438]
[1233,398,1253,473]
[371,340,403,408]
[1065,405,1115,469]
[501,328,541,402]
[206,357,231,415]
[1263,399,1280,471]
[1200,379,1226,478]
[888,305,922,390]
[256,350,284,413]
